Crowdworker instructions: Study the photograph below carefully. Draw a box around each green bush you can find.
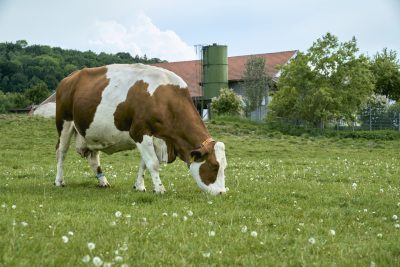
[211,88,243,116]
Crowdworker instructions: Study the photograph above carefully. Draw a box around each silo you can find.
[202,44,228,100]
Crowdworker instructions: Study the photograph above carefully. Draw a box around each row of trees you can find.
[0,40,165,111]
[211,33,400,130]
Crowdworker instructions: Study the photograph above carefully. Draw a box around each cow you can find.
[54,64,227,195]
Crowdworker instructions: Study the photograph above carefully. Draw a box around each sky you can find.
[0,0,399,62]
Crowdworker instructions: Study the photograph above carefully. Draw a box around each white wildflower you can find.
[207,201,213,205]
[39,204,43,208]
[110,221,117,226]
[241,225,248,233]
[370,261,376,267]
[1,203,5,208]
[68,231,74,236]
[329,229,336,236]
[62,236,69,243]
[187,210,193,216]
[115,255,123,262]
[250,231,258,237]
[352,182,357,189]
[103,262,112,267]
[392,215,398,221]
[172,212,178,218]
[162,212,168,216]
[208,230,216,237]
[115,211,122,218]
[308,237,316,244]
[395,224,400,229]
[21,222,28,227]
[380,188,384,193]
[377,233,383,238]
[87,242,96,250]
[202,252,211,258]
[12,204,16,209]
[92,256,103,266]
[82,255,91,263]
[121,264,129,267]
[183,216,188,221]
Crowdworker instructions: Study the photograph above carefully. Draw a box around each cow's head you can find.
[189,139,227,195]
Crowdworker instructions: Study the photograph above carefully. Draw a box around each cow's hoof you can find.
[153,184,166,194]
[134,185,146,192]
[54,181,65,187]
[98,182,110,188]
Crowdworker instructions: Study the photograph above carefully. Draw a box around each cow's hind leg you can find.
[55,121,74,186]
[134,159,147,192]
[87,151,110,187]
[135,135,166,194]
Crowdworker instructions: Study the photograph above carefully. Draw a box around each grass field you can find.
[1,115,400,266]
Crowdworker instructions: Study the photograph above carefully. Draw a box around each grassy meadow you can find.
[1,115,400,266]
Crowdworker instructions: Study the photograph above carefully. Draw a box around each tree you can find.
[211,88,243,116]
[269,33,374,128]
[370,48,400,100]
[24,82,50,105]
[242,56,273,115]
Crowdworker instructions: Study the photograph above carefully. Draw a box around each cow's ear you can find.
[190,149,206,162]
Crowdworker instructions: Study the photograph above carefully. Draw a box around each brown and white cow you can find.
[55,64,227,195]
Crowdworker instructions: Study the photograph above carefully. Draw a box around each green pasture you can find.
[0,115,399,266]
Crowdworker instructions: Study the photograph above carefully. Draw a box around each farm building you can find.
[33,49,297,118]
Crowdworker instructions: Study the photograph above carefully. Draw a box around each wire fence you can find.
[259,108,400,131]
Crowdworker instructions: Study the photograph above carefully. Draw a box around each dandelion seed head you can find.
[87,242,96,250]
[250,231,258,237]
[82,255,90,263]
[92,256,103,266]
[115,211,122,218]
[308,237,316,244]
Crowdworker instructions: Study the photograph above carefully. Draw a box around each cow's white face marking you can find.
[190,142,227,195]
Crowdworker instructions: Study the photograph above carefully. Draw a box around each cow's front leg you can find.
[87,150,110,187]
[134,159,147,192]
[136,135,166,194]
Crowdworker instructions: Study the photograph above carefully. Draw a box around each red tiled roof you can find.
[153,50,297,97]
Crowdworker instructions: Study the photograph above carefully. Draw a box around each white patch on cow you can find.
[33,102,56,118]
[55,120,74,186]
[189,142,227,195]
[85,64,186,154]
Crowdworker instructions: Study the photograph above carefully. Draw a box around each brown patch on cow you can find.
[55,66,109,137]
[114,80,211,162]
[191,141,219,185]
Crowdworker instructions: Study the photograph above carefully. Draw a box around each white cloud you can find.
[89,13,196,62]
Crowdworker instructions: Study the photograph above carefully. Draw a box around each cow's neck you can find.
[169,110,211,163]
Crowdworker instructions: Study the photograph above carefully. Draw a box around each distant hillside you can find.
[0,40,166,94]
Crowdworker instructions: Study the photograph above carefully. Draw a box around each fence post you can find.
[369,107,372,131]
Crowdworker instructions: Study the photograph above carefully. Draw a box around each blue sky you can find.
[0,0,399,61]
